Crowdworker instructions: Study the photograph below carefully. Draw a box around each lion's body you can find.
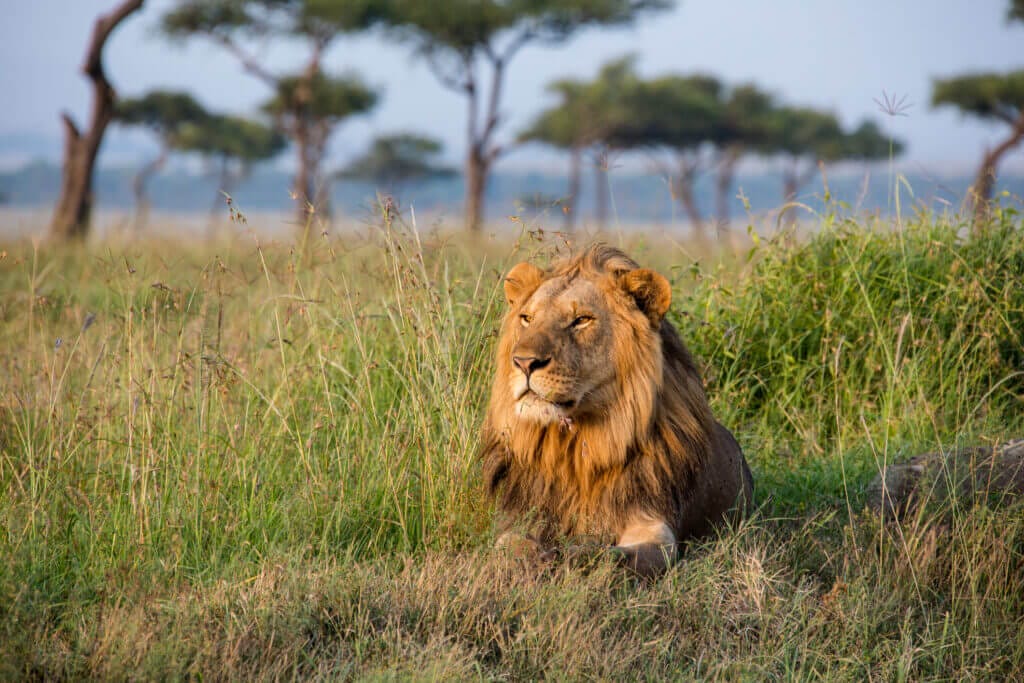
[480,245,753,575]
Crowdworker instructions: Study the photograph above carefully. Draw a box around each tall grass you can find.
[1,206,1022,679]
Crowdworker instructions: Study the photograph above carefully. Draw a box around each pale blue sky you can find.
[1,0,1021,173]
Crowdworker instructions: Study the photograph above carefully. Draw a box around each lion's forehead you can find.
[526,276,608,318]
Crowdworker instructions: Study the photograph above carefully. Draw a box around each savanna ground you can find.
[1,200,1023,680]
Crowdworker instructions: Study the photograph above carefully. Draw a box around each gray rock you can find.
[866,439,1024,519]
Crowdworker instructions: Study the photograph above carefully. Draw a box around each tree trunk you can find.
[132,146,166,232]
[594,151,609,231]
[969,114,1024,233]
[465,145,489,233]
[49,0,145,241]
[292,118,315,225]
[564,145,582,232]
[715,145,741,233]
[671,156,705,241]
[673,176,706,241]
[782,162,799,204]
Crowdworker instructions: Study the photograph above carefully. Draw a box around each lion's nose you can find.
[513,355,550,377]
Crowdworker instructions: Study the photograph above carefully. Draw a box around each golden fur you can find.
[480,245,753,575]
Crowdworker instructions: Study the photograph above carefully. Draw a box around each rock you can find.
[866,439,1024,519]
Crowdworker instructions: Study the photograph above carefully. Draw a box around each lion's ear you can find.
[503,262,544,307]
[620,269,672,325]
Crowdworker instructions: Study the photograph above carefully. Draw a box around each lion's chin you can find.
[514,391,575,424]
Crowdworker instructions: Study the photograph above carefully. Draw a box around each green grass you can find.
[1,205,1023,680]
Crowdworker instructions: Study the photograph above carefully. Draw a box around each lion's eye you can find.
[520,314,532,327]
[570,315,594,330]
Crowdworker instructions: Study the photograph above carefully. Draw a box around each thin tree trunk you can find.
[49,0,145,241]
[132,146,166,232]
[672,155,705,241]
[293,118,315,225]
[715,145,742,233]
[593,149,609,230]
[782,161,799,204]
[564,145,581,231]
[465,145,489,233]
[969,114,1024,233]
[673,177,705,241]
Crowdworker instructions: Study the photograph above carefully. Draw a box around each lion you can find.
[479,244,754,577]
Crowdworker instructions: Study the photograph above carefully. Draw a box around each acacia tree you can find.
[711,84,776,226]
[932,71,1024,228]
[765,107,845,203]
[338,133,455,192]
[385,0,672,232]
[519,57,640,230]
[262,71,377,218]
[174,113,286,217]
[162,0,383,224]
[611,73,722,238]
[114,90,208,227]
[50,0,146,241]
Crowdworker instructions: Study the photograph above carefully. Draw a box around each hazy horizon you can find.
[2,0,1023,177]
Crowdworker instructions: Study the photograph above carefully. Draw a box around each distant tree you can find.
[261,71,377,217]
[519,57,640,230]
[384,0,673,233]
[50,0,145,241]
[611,73,722,238]
[338,133,455,192]
[114,90,208,228]
[842,120,903,164]
[764,107,845,202]
[174,114,286,217]
[932,71,1024,228]
[162,0,384,225]
[711,84,776,227]
[1010,0,1024,22]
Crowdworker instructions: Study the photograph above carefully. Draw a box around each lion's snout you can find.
[512,354,551,377]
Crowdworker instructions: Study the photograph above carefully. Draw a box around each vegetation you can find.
[174,114,286,216]
[2,202,1023,678]
[523,58,901,239]
[49,0,145,241]
[161,0,384,223]
[338,133,455,191]
[384,0,673,232]
[114,90,209,226]
[932,71,1024,229]
[519,57,643,230]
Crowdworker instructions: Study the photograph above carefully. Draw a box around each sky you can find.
[0,0,1022,175]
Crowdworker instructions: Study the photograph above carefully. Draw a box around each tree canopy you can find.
[382,0,673,231]
[115,90,208,139]
[175,114,286,164]
[339,133,455,186]
[932,71,1024,125]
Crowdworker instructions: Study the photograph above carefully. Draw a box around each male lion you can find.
[480,244,754,576]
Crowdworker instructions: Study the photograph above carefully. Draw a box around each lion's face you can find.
[500,256,672,425]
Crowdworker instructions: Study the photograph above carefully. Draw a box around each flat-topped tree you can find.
[766,106,844,202]
[262,71,377,218]
[384,0,673,233]
[162,0,384,225]
[712,84,776,227]
[933,71,1024,229]
[114,90,209,228]
[519,57,642,230]
[842,120,903,165]
[611,73,722,238]
[174,113,286,217]
[50,0,146,241]
[338,133,455,194]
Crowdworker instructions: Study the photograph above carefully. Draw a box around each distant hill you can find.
[2,160,1022,226]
